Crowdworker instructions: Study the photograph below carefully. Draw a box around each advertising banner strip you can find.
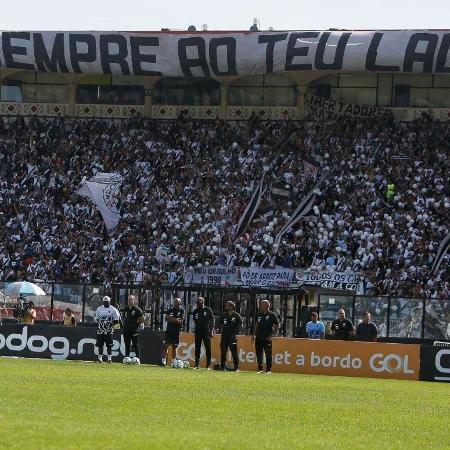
[0,325,430,381]
[0,324,164,364]
[0,31,449,76]
[177,333,420,381]
[419,345,450,383]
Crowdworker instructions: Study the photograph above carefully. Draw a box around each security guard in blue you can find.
[219,301,242,371]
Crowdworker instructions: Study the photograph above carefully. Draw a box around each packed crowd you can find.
[0,113,448,299]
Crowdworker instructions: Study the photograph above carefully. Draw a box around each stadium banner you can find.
[177,333,420,380]
[0,324,164,364]
[0,31,449,77]
[306,95,389,120]
[76,172,122,234]
[296,270,359,291]
[419,345,450,383]
[183,266,238,285]
[239,267,294,288]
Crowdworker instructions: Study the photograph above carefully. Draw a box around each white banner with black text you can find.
[296,271,359,292]
[240,267,294,288]
[0,30,449,77]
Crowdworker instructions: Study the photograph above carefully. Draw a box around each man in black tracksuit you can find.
[252,299,279,373]
[219,301,242,371]
[122,295,144,359]
[192,297,214,370]
[160,297,185,366]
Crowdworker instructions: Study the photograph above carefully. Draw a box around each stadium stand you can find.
[0,113,448,299]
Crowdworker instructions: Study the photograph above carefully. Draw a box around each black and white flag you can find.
[275,171,329,244]
[431,231,450,275]
[77,172,123,235]
[233,174,265,242]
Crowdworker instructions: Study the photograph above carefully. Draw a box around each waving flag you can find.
[233,174,265,243]
[431,231,450,275]
[275,171,329,244]
[77,172,123,235]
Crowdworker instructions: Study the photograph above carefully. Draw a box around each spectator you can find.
[0,114,447,300]
[306,312,325,339]
[22,301,36,325]
[61,308,77,326]
[355,312,378,342]
[330,309,354,340]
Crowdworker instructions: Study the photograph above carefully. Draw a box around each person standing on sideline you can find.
[219,301,242,371]
[122,295,144,360]
[95,296,121,363]
[330,309,354,340]
[251,300,279,374]
[355,311,378,342]
[160,297,184,366]
[192,297,214,370]
[306,312,326,339]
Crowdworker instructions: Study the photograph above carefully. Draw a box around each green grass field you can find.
[0,358,449,450]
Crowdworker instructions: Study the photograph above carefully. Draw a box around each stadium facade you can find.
[0,29,449,121]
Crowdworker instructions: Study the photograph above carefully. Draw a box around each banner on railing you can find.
[296,270,359,291]
[183,266,238,286]
[240,267,294,288]
[305,95,389,120]
[0,30,449,77]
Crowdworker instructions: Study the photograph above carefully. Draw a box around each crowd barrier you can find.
[0,324,447,382]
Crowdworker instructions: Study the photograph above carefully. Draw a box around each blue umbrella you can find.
[5,281,46,297]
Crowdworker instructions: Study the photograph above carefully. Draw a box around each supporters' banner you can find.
[177,333,420,380]
[0,31,449,77]
[240,267,294,288]
[77,172,122,234]
[431,231,450,275]
[296,270,359,291]
[184,266,238,285]
[306,95,389,120]
[233,174,265,242]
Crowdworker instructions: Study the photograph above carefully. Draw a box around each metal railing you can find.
[1,280,448,342]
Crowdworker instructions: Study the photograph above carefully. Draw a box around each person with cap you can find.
[251,300,279,374]
[95,296,121,363]
[160,297,185,366]
[219,301,242,371]
[192,297,214,370]
[121,295,144,360]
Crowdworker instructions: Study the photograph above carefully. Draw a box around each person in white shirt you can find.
[95,296,120,364]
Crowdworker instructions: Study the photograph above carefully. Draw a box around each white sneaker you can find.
[257,370,264,374]
[193,366,200,370]
[206,367,211,371]
[266,370,272,374]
